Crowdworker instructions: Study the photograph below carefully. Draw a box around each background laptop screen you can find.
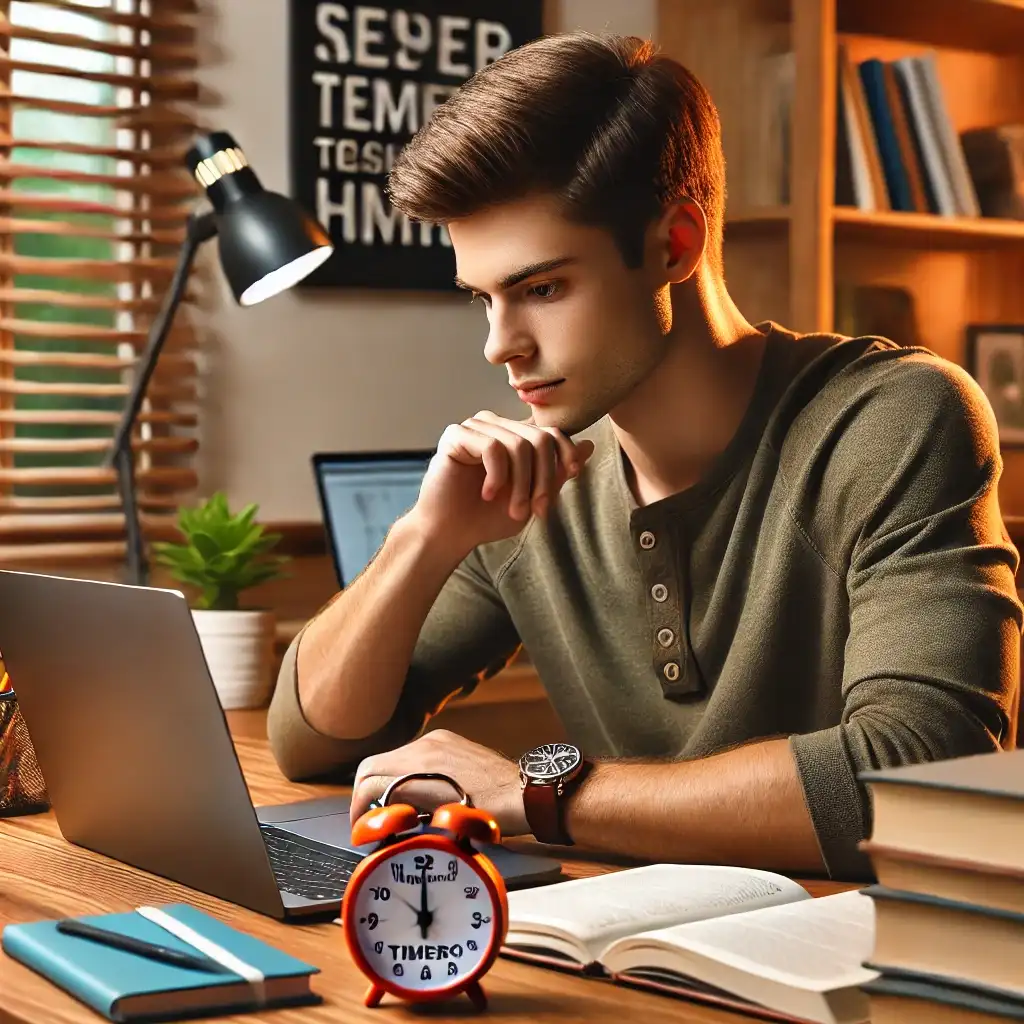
[313,452,433,587]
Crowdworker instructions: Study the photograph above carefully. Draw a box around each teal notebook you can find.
[1,903,321,1022]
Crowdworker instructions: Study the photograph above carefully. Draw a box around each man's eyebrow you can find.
[454,256,577,293]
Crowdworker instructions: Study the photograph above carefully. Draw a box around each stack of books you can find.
[857,749,1024,1023]
[835,46,981,218]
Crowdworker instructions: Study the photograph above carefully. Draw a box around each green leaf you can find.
[189,530,220,561]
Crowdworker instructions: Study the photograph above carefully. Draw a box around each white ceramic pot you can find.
[191,609,275,710]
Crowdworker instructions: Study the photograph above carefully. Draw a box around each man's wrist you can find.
[394,507,473,572]
[560,759,603,844]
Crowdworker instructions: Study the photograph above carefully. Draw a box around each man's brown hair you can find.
[387,31,726,272]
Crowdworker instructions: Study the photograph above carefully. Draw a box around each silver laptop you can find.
[312,450,434,588]
[0,570,562,920]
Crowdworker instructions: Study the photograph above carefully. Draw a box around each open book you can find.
[501,864,877,1024]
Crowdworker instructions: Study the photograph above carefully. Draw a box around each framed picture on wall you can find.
[966,324,1024,446]
[288,0,544,291]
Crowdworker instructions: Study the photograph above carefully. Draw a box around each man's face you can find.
[448,194,674,436]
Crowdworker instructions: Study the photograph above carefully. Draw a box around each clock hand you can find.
[418,864,433,940]
[395,893,420,919]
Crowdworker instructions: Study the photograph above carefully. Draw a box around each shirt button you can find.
[657,627,675,647]
[651,583,668,602]
[639,531,656,550]
[663,662,680,682]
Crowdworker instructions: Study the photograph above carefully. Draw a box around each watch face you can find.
[519,742,581,782]
[350,843,499,994]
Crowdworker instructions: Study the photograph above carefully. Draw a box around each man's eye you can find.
[470,291,490,307]
[529,282,559,299]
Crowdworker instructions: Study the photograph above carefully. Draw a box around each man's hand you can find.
[407,411,596,563]
[350,729,528,837]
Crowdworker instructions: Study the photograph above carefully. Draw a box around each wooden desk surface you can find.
[0,710,856,1024]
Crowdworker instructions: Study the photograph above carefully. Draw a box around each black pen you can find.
[56,919,233,975]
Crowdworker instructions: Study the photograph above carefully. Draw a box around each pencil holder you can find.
[0,664,49,816]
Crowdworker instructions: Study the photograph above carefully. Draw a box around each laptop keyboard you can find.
[259,824,364,902]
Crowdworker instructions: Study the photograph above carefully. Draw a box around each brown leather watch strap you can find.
[522,780,570,846]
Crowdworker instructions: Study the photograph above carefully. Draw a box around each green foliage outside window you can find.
[9,4,125,496]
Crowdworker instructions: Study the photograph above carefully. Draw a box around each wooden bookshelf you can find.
[659,0,1024,513]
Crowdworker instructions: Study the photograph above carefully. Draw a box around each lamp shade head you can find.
[186,130,333,305]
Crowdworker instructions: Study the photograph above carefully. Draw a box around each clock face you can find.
[350,843,499,993]
[520,742,581,781]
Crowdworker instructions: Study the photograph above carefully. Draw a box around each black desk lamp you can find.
[106,131,333,585]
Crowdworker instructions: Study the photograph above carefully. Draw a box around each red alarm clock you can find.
[342,772,509,1011]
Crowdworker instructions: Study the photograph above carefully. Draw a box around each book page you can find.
[604,889,877,991]
[505,864,809,964]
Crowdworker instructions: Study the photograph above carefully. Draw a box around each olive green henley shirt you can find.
[268,322,1023,880]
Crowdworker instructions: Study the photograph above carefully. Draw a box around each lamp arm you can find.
[107,208,217,462]
[107,208,216,585]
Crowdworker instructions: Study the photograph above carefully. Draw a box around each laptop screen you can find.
[313,452,433,587]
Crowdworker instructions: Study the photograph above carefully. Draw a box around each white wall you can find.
[195,0,657,521]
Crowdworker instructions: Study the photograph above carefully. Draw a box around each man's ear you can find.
[655,199,707,284]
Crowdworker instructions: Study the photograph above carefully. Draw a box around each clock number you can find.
[374,941,384,955]
[414,853,434,871]
[467,940,478,951]
[369,886,390,901]
[367,912,379,930]
[393,963,404,977]
[464,885,480,899]
[448,961,458,976]
[448,858,458,878]
[471,911,491,929]
[420,965,432,981]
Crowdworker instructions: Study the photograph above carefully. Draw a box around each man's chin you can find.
[529,406,601,438]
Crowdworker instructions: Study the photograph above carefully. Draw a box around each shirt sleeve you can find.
[788,353,1023,880]
[267,545,522,781]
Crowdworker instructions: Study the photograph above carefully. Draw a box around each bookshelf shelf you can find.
[834,207,1024,247]
[836,0,1024,56]
[727,207,1024,248]
[724,208,790,235]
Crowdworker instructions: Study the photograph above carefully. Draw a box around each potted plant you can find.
[152,492,290,709]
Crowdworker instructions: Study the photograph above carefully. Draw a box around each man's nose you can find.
[483,309,534,366]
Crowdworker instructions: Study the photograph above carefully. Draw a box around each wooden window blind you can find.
[0,0,200,564]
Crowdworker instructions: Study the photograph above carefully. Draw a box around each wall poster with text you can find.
[289,1,545,291]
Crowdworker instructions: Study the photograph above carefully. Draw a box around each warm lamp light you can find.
[107,130,334,585]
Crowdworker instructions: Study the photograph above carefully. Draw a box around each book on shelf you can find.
[499,863,877,1024]
[858,58,916,212]
[834,47,982,218]
[1,903,321,1022]
[836,44,888,212]
[961,124,1024,220]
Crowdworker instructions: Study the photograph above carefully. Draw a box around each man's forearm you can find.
[564,738,826,874]
[297,512,463,739]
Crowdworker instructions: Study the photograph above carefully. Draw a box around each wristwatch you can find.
[518,742,590,846]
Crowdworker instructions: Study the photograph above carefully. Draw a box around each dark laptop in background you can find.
[311,449,434,588]
[0,571,563,923]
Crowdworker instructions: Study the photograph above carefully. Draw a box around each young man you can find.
[268,32,1022,880]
